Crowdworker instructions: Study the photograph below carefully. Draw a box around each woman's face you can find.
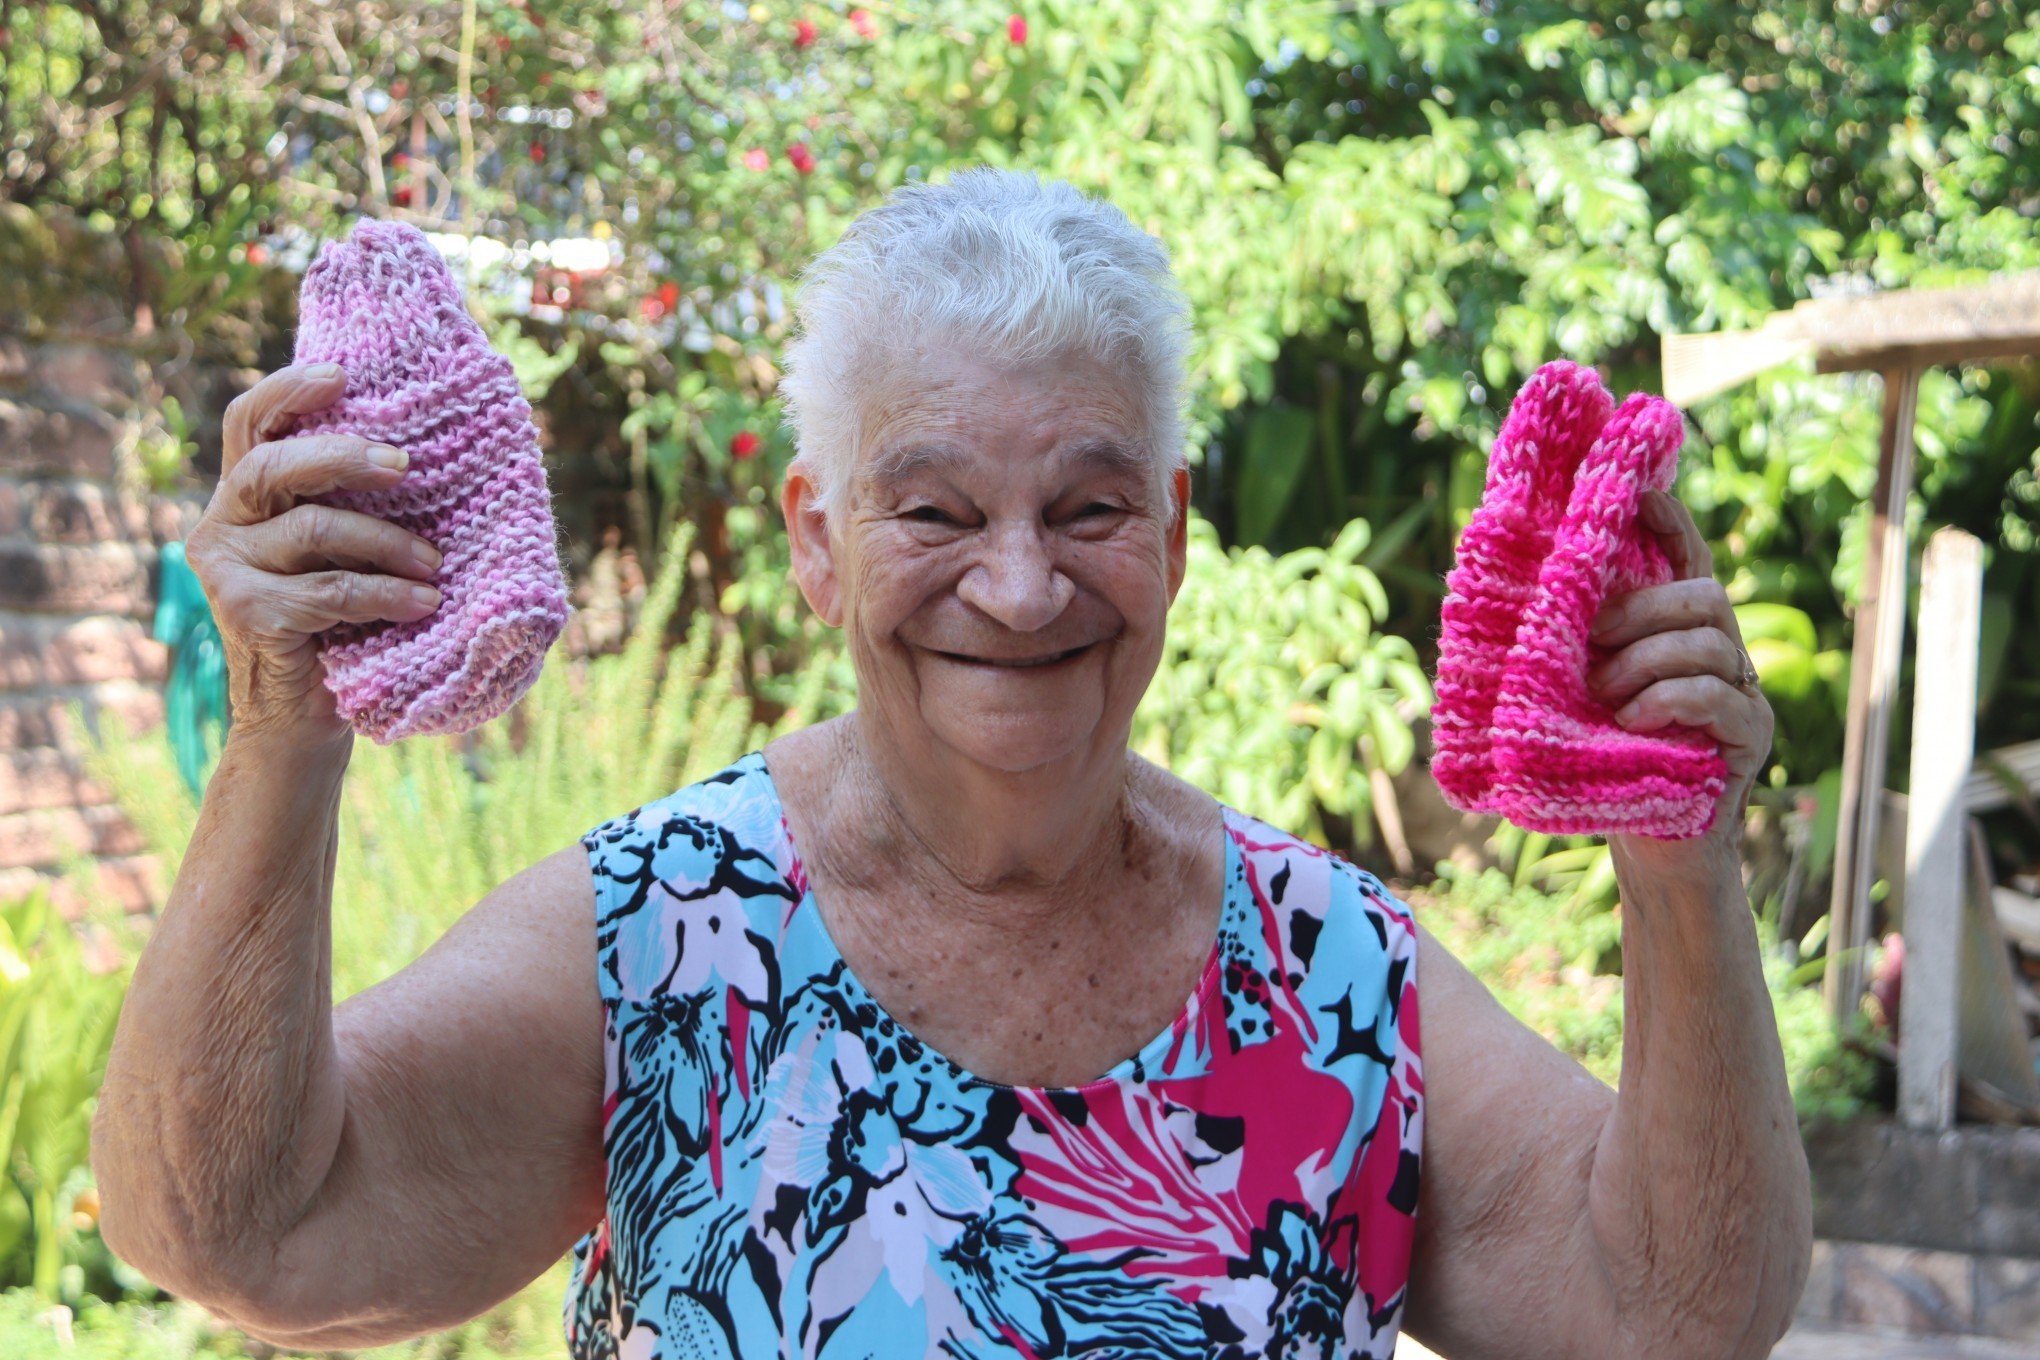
[784,346,1189,776]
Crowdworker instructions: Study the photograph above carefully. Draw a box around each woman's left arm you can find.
[1586,488,1811,1351]
[1403,489,1811,1359]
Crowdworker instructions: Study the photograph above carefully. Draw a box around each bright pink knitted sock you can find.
[1488,393,1729,838]
[1430,360,1614,815]
[288,219,570,744]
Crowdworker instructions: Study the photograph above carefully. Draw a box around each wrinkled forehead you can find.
[846,347,1157,500]
[856,436,1153,499]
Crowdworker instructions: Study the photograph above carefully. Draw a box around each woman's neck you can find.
[808,712,1168,939]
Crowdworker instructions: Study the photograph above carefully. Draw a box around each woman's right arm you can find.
[90,366,607,1344]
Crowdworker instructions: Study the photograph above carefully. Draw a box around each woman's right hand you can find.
[185,363,445,746]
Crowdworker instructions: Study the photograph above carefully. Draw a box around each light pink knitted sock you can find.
[1488,393,1728,838]
[288,219,571,744]
[1430,360,1614,815]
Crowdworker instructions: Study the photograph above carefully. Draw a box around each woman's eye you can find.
[906,505,953,523]
[1078,502,1120,518]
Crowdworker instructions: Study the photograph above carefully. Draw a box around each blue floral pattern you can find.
[565,753,1423,1358]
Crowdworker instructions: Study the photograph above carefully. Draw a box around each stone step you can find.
[1799,1238,2040,1347]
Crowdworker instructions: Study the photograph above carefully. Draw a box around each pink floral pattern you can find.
[566,754,1423,1357]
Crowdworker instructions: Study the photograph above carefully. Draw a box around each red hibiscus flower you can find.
[786,142,816,174]
[1008,13,1027,43]
[731,431,763,460]
[793,18,818,48]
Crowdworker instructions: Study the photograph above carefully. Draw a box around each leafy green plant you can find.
[1419,865,1628,1083]
[1486,823,1620,911]
[0,1255,575,1359]
[1133,515,1431,846]
[0,890,130,1299]
[1416,861,1872,1120]
[1766,935,1878,1125]
[1732,601,1851,787]
[132,396,200,496]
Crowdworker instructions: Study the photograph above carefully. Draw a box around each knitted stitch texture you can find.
[1430,360,1613,815]
[288,218,570,744]
[1486,391,1729,838]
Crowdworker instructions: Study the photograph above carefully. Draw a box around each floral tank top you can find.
[563,752,1423,1359]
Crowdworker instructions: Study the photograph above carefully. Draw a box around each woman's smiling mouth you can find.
[929,642,1095,670]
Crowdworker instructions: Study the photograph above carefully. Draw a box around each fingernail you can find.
[1615,702,1639,724]
[1591,609,1621,637]
[368,444,408,469]
[411,585,442,609]
[413,540,443,570]
[308,363,343,380]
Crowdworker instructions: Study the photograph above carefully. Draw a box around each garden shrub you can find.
[1416,861,1874,1121]
[0,890,131,1300]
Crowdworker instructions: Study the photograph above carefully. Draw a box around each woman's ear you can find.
[783,458,845,627]
[1165,464,1192,605]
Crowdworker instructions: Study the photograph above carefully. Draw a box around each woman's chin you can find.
[924,705,1105,775]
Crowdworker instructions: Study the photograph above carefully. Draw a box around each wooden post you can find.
[1898,527,1983,1131]
[1826,365,1922,1021]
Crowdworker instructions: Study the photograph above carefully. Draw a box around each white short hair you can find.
[778,167,1192,515]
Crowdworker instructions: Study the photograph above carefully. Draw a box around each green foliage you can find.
[0,1256,573,1359]
[1417,861,1873,1120]
[1486,822,1619,911]
[0,1291,247,1360]
[1766,941,1878,1126]
[1418,865,1627,1084]
[0,891,130,1299]
[1133,516,1429,845]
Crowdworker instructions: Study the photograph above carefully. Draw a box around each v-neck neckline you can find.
[754,749,1239,1094]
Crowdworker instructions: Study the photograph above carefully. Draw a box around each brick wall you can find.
[0,330,216,917]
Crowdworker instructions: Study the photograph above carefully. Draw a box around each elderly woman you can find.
[92,169,1809,1359]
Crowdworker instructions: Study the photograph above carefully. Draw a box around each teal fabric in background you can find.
[152,541,229,795]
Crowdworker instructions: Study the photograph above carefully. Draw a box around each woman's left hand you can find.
[1585,488,1774,865]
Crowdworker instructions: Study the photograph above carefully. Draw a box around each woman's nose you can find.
[955,523,1075,632]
